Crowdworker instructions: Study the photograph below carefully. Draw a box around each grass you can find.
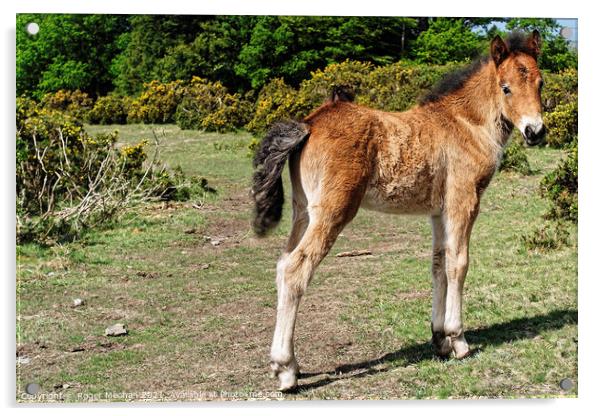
[16,124,577,402]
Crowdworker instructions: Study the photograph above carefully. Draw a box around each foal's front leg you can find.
[430,215,452,356]
[442,200,479,359]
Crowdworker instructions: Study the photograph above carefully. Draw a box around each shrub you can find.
[246,78,297,136]
[359,62,460,112]
[541,68,577,112]
[88,95,132,124]
[521,221,570,251]
[40,89,93,120]
[16,100,207,244]
[500,135,532,175]
[151,166,217,202]
[539,142,578,223]
[246,61,462,135]
[544,102,578,148]
[246,60,373,136]
[127,80,185,124]
[293,60,374,117]
[175,77,253,132]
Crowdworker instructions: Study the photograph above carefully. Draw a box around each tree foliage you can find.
[16,15,578,98]
[506,18,577,71]
[412,18,486,64]
[17,14,129,98]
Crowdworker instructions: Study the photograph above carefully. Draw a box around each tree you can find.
[111,15,209,95]
[506,18,577,71]
[153,16,257,93]
[16,14,129,98]
[412,18,485,64]
[235,16,417,89]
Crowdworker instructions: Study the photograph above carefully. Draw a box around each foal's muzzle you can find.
[523,124,546,146]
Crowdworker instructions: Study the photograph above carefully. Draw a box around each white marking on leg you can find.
[270,255,300,390]
[443,219,471,358]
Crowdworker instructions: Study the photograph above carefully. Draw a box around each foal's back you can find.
[300,101,447,216]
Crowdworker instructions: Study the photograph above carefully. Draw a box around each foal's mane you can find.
[419,32,535,106]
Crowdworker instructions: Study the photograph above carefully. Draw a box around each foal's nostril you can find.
[524,124,546,146]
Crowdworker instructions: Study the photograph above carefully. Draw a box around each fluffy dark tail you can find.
[251,121,310,236]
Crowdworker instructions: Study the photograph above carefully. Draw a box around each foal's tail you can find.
[251,121,310,236]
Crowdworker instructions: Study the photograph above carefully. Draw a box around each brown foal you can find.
[251,31,546,391]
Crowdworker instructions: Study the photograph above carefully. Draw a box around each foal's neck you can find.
[445,60,512,155]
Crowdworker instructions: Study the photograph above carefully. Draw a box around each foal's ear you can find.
[490,35,509,66]
[527,29,542,57]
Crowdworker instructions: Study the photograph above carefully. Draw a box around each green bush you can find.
[175,77,253,132]
[500,136,532,175]
[151,166,216,202]
[40,89,94,120]
[88,94,132,124]
[541,68,577,112]
[17,102,122,242]
[521,221,570,251]
[544,102,578,148]
[246,60,373,135]
[359,61,459,111]
[246,60,464,135]
[127,80,185,124]
[245,78,297,136]
[293,60,374,116]
[539,142,578,223]
[16,99,207,244]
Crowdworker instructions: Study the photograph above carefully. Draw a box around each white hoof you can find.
[270,361,298,391]
[451,334,470,359]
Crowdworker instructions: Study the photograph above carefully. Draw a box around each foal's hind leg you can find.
[271,200,309,379]
[270,199,359,391]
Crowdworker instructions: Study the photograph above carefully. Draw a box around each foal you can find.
[252,31,546,391]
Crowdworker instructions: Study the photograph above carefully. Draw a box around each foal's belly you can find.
[360,180,439,215]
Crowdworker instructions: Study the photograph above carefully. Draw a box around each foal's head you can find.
[491,31,546,146]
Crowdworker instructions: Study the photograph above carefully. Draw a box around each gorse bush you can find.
[16,99,211,244]
[88,94,132,124]
[293,60,375,116]
[540,142,578,223]
[359,62,459,111]
[500,136,532,175]
[17,99,127,242]
[128,80,185,124]
[246,60,463,135]
[245,78,297,136]
[544,102,577,148]
[40,89,94,120]
[541,68,577,112]
[175,77,253,132]
[246,60,375,135]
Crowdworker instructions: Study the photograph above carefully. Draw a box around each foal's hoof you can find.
[451,334,471,359]
[270,361,299,392]
[431,331,453,357]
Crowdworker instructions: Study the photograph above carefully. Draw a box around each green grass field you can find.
[16,124,577,401]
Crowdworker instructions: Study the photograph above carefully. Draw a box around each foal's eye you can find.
[538,79,544,91]
[502,85,511,95]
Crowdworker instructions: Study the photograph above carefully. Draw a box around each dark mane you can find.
[505,31,538,56]
[419,32,535,105]
[329,84,355,103]
[419,57,489,105]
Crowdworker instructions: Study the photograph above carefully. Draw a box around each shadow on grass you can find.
[293,308,577,393]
